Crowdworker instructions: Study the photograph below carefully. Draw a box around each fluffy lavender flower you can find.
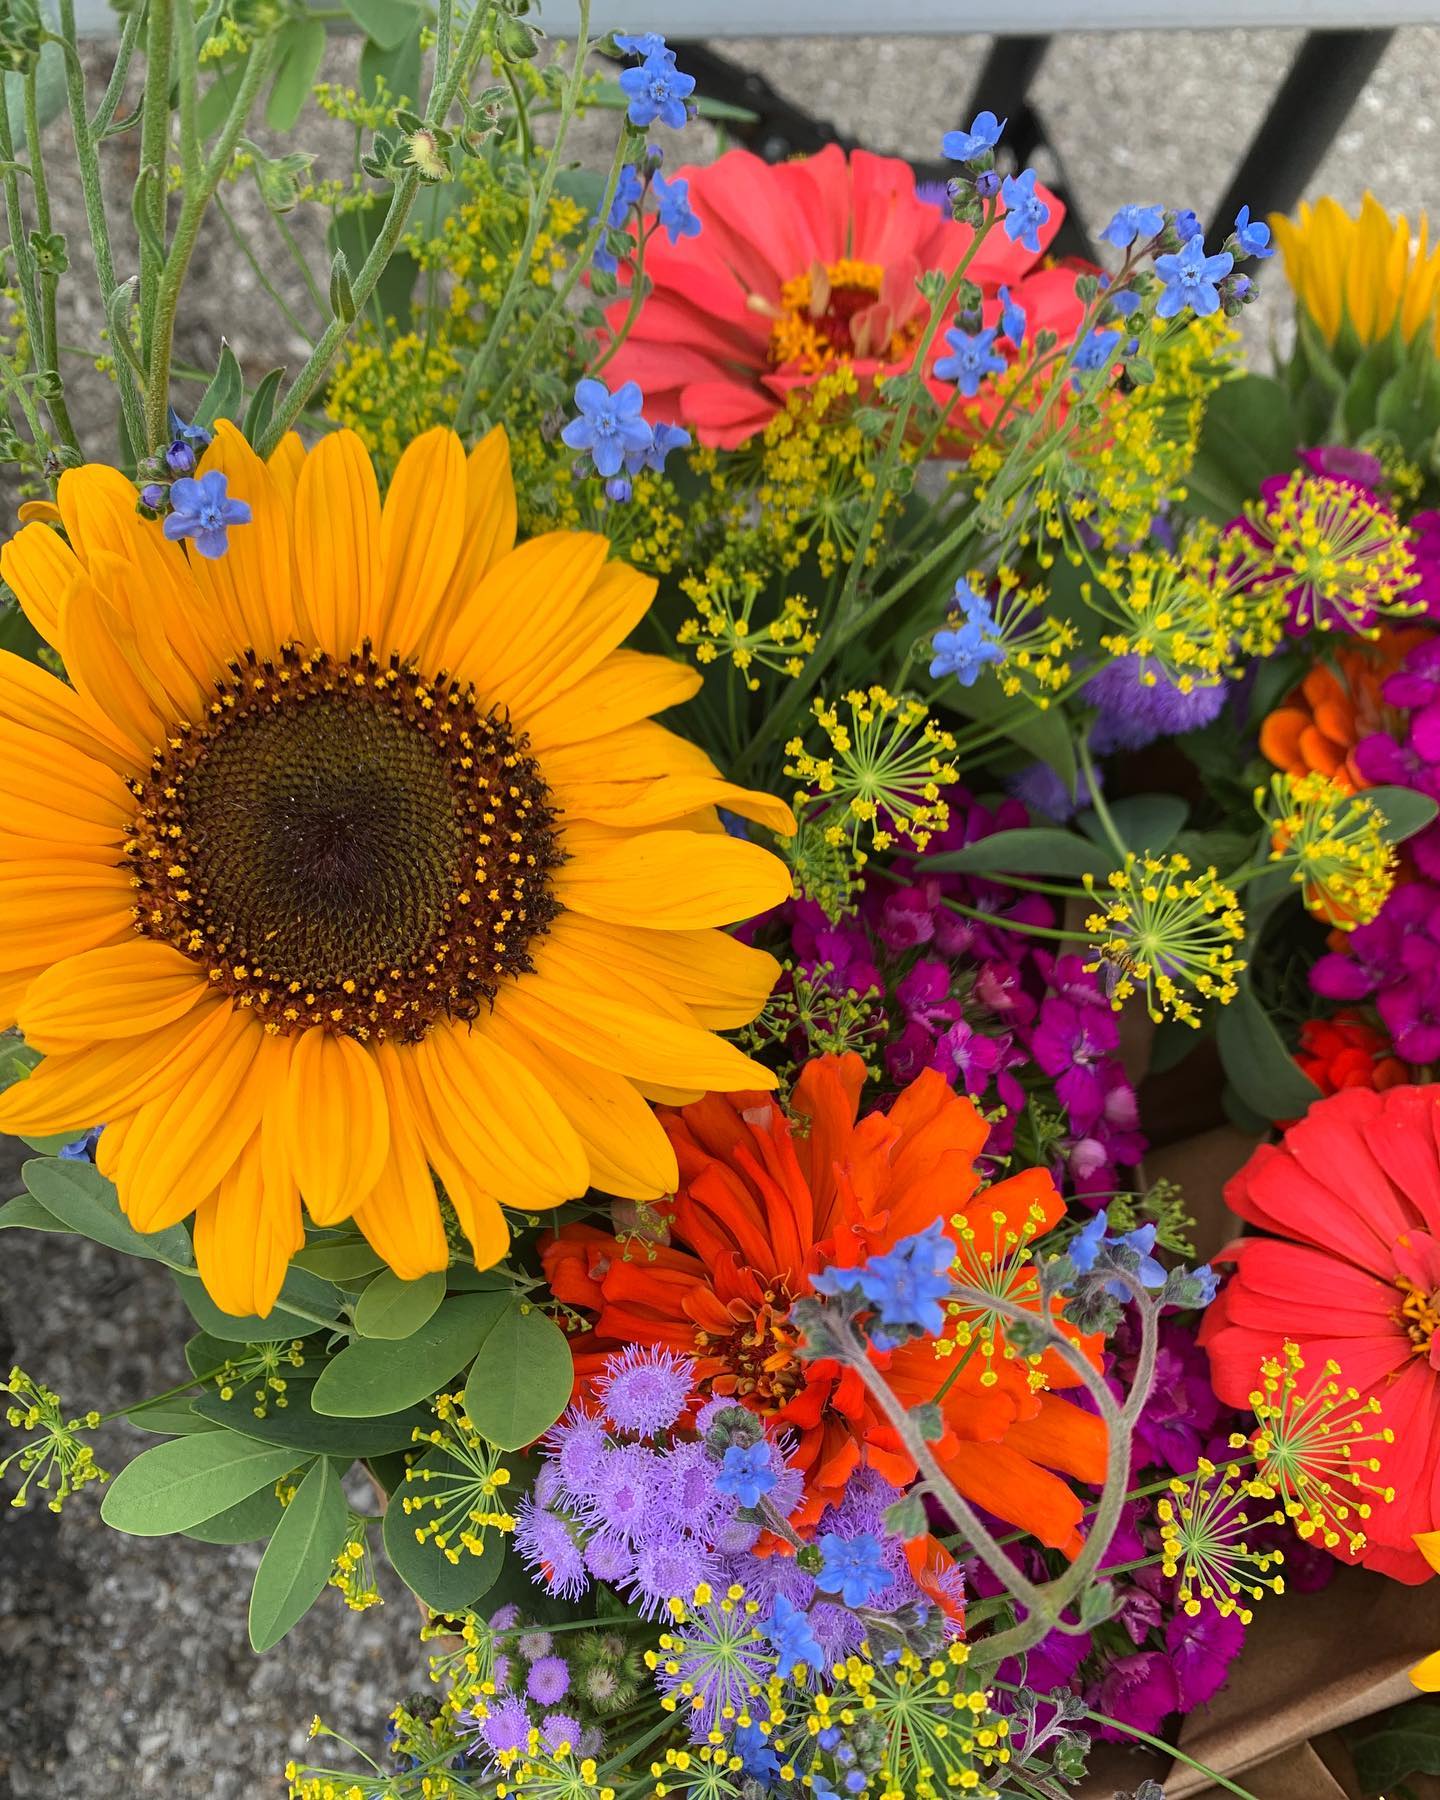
[656,1592,775,1733]
[1006,756,1094,822]
[583,1444,661,1538]
[582,1531,635,1584]
[657,1440,730,1538]
[1085,654,1227,752]
[514,1500,589,1600]
[478,1694,532,1759]
[548,1408,610,1501]
[526,1655,571,1706]
[594,1344,694,1438]
[627,1538,722,1620]
[541,1713,583,1755]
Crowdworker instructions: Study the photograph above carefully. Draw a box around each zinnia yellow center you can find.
[766,257,921,373]
[692,1286,805,1413]
[1397,1275,1440,1356]
[124,642,561,1042]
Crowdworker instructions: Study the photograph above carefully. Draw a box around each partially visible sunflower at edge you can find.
[1273,193,1440,353]
[542,1051,1107,1554]
[0,422,794,1315]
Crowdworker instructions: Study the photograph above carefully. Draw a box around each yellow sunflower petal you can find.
[441,531,610,704]
[0,646,138,774]
[0,997,237,1137]
[117,1015,282,1235]
[0,967,38,1030]
[267,430,307,526]
[416,426,519,665]
[524,649,703,751]
[294,429,382,655]
[556,825,792,930]
[557,770,796,835]
[350,1043,449,1280]
[0,520,78,650]
[194,1129,305,1319]
[386,1045,510,1268]
[18,940,205,1053]
[188,419,297,657]
[1413,1651,1440,1692]
[377,426,467,658]
[0,717,134,831]
[417,1022,589,1208]
[55,463,148,570]
[495,973,775,1092]
[285,1027,389,1225]
[548,915,781,1029]
[84,548,207,725]
[16,498,60,525]
[485,1010,677,1200]
[0,863,133,970]
[60,571,171,759]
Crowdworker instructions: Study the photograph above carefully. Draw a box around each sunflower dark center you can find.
[126,644,563,1042]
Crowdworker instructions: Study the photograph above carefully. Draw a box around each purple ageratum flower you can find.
[540,1713,583,1755]
[582,1531,635,1584]
[658,1592,776,1731]
[1084,653,1228,753]
[594,1344,694,1438]
[1153,234,1233,319]
[561,377,654,479]
[1000,168,1050,255]
[715,1440,777,1509]
[1006,755,1094,823]
[1101,203,1164,249]
[941,109,1005,162]
[583,1443,660,1538]
[651,172,701,243]
[627,1537,722,1620]
[514,1500,589,1600]
[162,470,251,559]
[479,1693,533,1759]
[526,1656,571,1706]
[619,49,695,130]
[815,1531,891,1608]
[548,1407,610,1501]
[933,324,1006,398]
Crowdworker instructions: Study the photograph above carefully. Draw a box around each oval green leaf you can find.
[1215,982,1322,1123]
[291,1237,387,1285]
[100,1434,306,1536]
[248,1458,351,1652]
[311,1291,509,1418]
[353,1268,447,1341]
[462,1301,573,1451]
[1365,785,1440,845]
[0,1192,73,1234]
[172,1268,343,1342]
[193,1381,429,1458]
[124,1396,222,1438]
[1076,794,1188,856]
[183,1484,286,1544]
[382,1447,506,1612]
[23,1157,194,1269]
[924,827,1111,880]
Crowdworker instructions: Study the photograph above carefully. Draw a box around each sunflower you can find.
[0,422,794,1316]
[1272,193,1440,351]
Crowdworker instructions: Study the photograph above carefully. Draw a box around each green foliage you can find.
[460,1300,573,1450]
[311,1292,510,1418]
[101,1433,305,1537]
[925,827,1111,879]
[1352,1702,1440,1795]
[1076,794,1188,856]
[193,1382,429,1459]
[1215,979,1322,1122]
[21,1159,193,1270]
[247,1458,351,1651]
[352,1268,448,1340]
[172,1268,344,1342]
[381,1445,509,1612]
[1185,374,1300,520]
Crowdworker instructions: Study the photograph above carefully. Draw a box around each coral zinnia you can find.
[541,1052,1107,1553]
[1201,1083,1440,1582]
[604,145,1077,448]
[0,423,793,1315]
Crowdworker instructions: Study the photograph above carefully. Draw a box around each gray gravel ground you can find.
[3,21,1440,1799]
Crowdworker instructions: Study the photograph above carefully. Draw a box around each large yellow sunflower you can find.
[1273,193,1440,350]
[0,422,793,1316]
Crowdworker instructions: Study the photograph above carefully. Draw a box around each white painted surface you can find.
[67,0,1440,34]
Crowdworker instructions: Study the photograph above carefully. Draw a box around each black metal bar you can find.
[1214,29,1394,230]
[670,41,847,162]
[962,35,1050,167]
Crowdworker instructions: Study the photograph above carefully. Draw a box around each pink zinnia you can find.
[605,145,1083,447]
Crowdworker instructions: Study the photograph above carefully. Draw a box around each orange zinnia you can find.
[541,1053,1107,1555]
[1259,628,1426,792]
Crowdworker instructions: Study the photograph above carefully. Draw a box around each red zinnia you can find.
[1296,1011,1407,1099]
[1201,1083,1440,1582]
[604,145,1083,448]
[541,1052,1107,1554]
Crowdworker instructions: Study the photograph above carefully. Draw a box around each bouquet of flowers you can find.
[2,7,1439,1797]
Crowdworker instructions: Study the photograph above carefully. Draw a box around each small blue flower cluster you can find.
[616,32,695,131]
[135,411,252,560]
[812,1217,956,1349]
[591,143,702,277]
[560,376,690,499]
[929,577,1006,687]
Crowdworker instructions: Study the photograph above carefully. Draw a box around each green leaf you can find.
[924,827,1111,880]
[124,1395,221,1437]
[1214,982,1321,1123]
[241,367,286,447]
[353,1268,447,1340]
[359,29,421,109]
[171,1268,343,1342]
[22,1158,194,1269]
[193,340,243,429]
[382,1447,506,1611]
[1076,795,1188,856]
[328,204,419,332]
[1363,785,1440,845]
[461,1301,572,1450]
[196,63,244,139]
[183,1483,286,1545]
[343,0,421,50]
[290,1237,386,1284]
[0,1191,74,1234]
[101,1434,306,1536]
[193,1381,429,1458]
[1353,1702,1440,1792]
[312,1292,508,1417]
[265,17,327,133]
[1187,375,1299,521]
[248,1458,350,1652]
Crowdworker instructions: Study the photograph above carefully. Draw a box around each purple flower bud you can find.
[974,169,1001,200]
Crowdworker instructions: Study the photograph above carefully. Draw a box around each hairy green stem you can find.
[23,64,79,453]
[136,0,174,359]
